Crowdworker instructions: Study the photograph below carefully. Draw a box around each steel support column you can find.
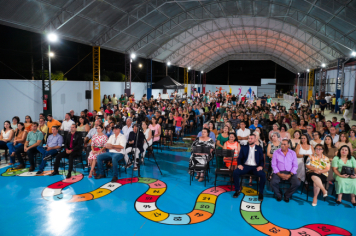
[93,46,101,111]
[202,73,206,94]
[146,59,152,100]
[198,73,201,93]
[320,69,327,98]
[308,69,315,100]
[190,70,195,96]
[184,68,188,94]
[41,36,52,116]
[125,54,131,96]
[335,58,345,113]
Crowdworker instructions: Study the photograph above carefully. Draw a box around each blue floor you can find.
[0,146,355,236]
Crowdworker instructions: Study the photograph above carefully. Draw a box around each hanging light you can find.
[351,51,356,57]
[167,61,171,66]
[47,33,58,42]
[307,69,310,72]
[201,71,204,73]
[48,52,55,57]
[130,53,136,59]
[188,67,191,70]
[321,63,326,68]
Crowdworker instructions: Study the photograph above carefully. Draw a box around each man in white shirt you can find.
[122,118,133,140]
[60,113,75,131]
[325,94,331,110]
[96,125,127,182]
[329,127,339,144]
[237,122,250,145]
[233,134,266,201]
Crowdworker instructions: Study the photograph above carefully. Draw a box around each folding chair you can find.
[214,149,235,190]
[189,145,212,187]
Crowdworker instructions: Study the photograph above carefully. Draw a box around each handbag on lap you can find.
[341,166,355,176]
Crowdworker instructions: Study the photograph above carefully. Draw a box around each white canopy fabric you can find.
[1,0,355,73]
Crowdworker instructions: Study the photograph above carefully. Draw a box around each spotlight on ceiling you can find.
[47,33,58,42]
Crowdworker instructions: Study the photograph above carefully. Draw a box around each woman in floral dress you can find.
[88,124,108,178]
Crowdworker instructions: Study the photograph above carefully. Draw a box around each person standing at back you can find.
[325,94,331,110]
[337,95,345,114]
[111,94,118,106]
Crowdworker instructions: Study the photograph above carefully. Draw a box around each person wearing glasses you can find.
[305,125,314,141]
[271,139,300,202]
[87,124,108,178]
[335,132,353,151]
[310,131,324,148]
[305,144,330,206]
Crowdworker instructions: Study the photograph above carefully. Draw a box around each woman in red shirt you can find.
[174,111,183,134]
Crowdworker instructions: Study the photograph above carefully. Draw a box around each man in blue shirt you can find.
[193,105,201,126]
[337,95,345,114]
[36,126,63,174]
[146,110,154,121]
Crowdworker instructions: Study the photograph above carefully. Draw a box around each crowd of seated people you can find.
[0,91,356,204]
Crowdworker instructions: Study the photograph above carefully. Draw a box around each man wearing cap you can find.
[46,114,61,134]
[96,125,127,182]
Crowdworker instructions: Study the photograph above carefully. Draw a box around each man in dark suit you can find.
[233,134,266,201]
[124,124,145,171]
[50,124,83,179]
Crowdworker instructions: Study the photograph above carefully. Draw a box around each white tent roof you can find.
[1,0,355,73]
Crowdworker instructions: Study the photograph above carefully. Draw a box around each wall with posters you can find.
[192,84,258,98]
[0,80,257,124]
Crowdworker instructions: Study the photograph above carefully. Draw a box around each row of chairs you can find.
[189,146,259,190]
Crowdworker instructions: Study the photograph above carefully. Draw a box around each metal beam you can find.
[42,0,96,32]
[93,46,101,111]
[204,54,299,73]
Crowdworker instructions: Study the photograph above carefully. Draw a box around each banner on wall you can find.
[308,69,315,100]
[206,85,258,99]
